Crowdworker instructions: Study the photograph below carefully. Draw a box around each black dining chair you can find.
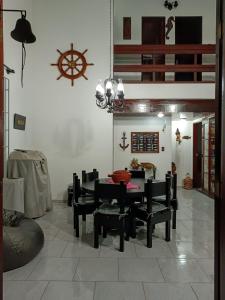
[126,167,145,203]
[73,173,100,238]
[128,168,145,179]
[81,168,99,200]
[93,179,130,252]
[131,175,171,248]
[82,169,99,187]
[153,172,178,229]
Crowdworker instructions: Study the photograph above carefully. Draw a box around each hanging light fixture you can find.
[96,78,124,113]
[164,0,179,10]
[95,0,125,113]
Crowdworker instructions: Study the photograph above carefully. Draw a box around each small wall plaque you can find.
[14,114,26,130]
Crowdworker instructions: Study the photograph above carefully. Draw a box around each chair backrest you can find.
[72,173,81,203]
[167,171,177,200]
[129,168,145,179]
[82,169,99,183]
[172,172,177,200]
[145,174,171,213]
[94,179,127,213]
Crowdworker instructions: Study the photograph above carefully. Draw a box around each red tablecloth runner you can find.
[106,178,140,190]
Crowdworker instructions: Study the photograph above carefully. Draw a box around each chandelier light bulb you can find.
[105,79,113,91]
[117,78,124,93]
[96,80,104,95]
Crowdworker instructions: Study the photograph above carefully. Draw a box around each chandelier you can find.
[95,0,125,113]
[95,78,124,113]
[164,0,179,10]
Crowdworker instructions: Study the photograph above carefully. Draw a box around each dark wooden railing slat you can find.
[114,64,215,73]
[114,44,216,54]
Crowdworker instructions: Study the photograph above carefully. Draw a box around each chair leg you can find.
[125,217,130,241]
[94,216,99,248]
[119,218,125,252]
[172,210,177,229]
[130,211,136,238]
[75,215,79,238]
[98,225,102,235]
[165,220,171,242]
[103,226,107,238]
[82,214,86,222]
[147,220,153,248]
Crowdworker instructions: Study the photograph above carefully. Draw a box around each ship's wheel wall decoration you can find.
[51,43,94,86]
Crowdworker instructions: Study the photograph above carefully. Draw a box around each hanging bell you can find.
[11,15,36,44]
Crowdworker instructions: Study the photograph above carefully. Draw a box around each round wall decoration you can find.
[51,43,94,86]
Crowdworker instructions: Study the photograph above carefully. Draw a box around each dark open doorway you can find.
[193,122,202,188]
[142,17,165,81]
[175,16,202,81]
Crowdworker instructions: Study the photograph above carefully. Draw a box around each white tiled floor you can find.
[3,189,214,300]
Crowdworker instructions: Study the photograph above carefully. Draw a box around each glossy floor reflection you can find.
[3,189,214,300]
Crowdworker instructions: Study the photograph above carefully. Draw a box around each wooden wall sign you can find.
[131,132,159,153]
[14,114,26,130]
[123,17,131,40]
[51,43,94,86]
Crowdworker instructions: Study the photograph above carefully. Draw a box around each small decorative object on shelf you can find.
[130,158,140,170]
[51,43,94,86]
[131,132,159,153]
[183,173,193,190]
[172,162,176,174]
[119,132,129,151]
[175,128,182,144]
[164,0,179,10]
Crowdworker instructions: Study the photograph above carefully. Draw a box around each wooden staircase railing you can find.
[114,44,216,83]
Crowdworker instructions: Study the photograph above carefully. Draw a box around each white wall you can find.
[124,83,215,99]
[114,116,172,180]
[114,0,216,44]
[3,0,34,150]
[4,0,114,200]
[172,119,193,186]
[3,0,216,199]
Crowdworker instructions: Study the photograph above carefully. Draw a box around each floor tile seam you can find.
[3,279,49,283]
[117,257,119,281]
[167,243,213,260]
[166,241,178,258]
[72,279,167,283]
[93,282,96,300]
[190,283,200,300]
[194,260,214,281]
[141,281,147,300]
[151,279,211,284]
[14,255,42,281]
[61,254,101,259]
[155,258,166,282]
[59,240,70,258]
[72,257,80,281]
[40,281,50,300]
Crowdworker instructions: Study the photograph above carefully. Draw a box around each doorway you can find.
[142,17,165,81]
[175,16,202,81]
[193,122,202,188]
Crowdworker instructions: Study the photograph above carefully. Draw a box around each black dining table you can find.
[81,177,161,199]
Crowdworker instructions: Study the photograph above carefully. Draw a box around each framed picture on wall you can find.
[14,114,26,130]
[131,132,159,153]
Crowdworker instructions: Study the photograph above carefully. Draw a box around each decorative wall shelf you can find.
[131,132,159,153]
